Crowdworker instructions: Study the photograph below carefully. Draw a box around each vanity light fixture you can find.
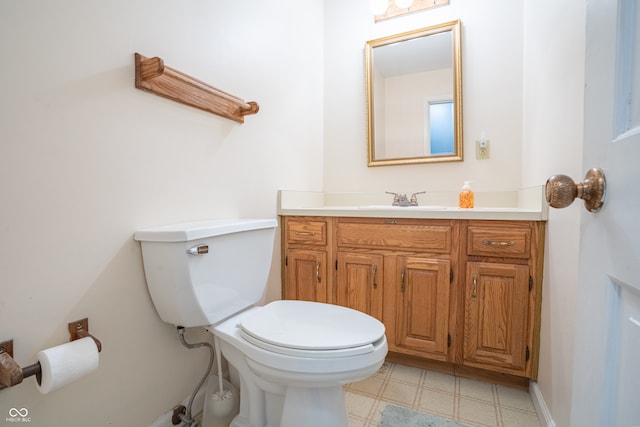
[371,0,414,15]
[372,0,449,21]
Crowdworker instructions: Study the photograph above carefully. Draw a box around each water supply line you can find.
[175,326,215,427]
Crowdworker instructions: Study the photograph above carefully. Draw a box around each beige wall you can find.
[0,1,323,425]
[323,0,524,193]
[1,0,586,425]
[522,1,586,426]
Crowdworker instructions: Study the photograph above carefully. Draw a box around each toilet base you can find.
[280,386,347,427]
[229,385,347,427]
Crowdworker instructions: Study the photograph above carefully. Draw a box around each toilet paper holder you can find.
[0,318,102,390]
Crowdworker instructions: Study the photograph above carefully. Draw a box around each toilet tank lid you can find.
[134,219,277,242]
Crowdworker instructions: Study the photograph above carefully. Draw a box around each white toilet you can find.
[135,219,388,427]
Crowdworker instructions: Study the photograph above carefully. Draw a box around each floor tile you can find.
[388,363,423,385]
[416,388,455,418]
[458,396,499,427]
[380,379,420,406]
[344,362,542,427]
[500,407,543,427]
[458,377,496,403]
[423,370,456,394]
[348,375,386,397]
[369,401,385,426]
[496,385,536,412]
[345,391,377,419]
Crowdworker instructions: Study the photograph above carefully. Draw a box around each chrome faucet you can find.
[386,191,426,206]
[386,192,409,206]
[410,191,426,206]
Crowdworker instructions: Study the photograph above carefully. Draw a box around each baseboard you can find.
[149,385,206,427]
[529,381,555,427]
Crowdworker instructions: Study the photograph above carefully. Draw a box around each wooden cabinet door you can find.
[284,249,328,303]
[396,256,451,361]
[464,261,530,374]
[336,252,383,321]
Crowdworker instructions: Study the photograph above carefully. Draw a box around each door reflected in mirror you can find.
[366,20,462,166]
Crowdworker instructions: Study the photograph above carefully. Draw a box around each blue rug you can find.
[379,405,470,427]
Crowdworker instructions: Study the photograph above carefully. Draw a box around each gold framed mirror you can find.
[366,20,462,166]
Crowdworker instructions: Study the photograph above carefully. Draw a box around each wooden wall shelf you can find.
[134,53,259,123]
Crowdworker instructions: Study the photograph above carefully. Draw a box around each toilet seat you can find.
[239,300,385,359]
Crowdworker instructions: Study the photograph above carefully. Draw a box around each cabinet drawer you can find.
[337,221,452,252]
[286,219,327,245]
[467,226,531,258]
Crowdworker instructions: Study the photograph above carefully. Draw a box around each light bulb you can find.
[394,0,414,9]
[370,0,388,15]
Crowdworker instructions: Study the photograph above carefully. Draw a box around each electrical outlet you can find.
[476,139,490,159]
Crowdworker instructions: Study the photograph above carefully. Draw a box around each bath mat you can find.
[379,404,470,427]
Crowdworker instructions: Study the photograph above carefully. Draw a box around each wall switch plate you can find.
[476,139,490,159]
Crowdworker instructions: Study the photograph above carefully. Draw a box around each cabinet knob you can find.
[545,168,606,212]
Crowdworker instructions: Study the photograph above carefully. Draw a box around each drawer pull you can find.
[472,275,478,300]
[295,231,316,237]
[482,239,515,247]
[316,261,321,283]
[400,267,406,293]
[372,264,378,289]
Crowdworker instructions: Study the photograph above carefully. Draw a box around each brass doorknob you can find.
[545,168,606,212]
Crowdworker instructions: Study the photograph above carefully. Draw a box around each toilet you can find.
[134,219,388,427]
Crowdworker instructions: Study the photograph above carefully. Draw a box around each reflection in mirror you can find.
[366,20,462,166]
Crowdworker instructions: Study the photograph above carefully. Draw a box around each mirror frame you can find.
[366,20,463,166]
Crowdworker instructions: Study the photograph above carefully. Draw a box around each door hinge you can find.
[529,276,533,292]
[447,334,451,347]
[526,346,530,362]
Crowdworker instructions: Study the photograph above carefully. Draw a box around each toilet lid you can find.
[239,300,385,358]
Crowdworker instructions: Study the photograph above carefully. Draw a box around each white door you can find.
[570,0,640,426]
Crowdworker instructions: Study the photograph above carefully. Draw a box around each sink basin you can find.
[358,205,448,210]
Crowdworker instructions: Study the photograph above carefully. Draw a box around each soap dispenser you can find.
[459,181,474,208]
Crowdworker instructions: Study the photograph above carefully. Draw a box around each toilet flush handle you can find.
[187,245,209,255]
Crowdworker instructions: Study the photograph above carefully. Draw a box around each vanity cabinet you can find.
[463,262,530,373]
[461,221,545,379]
[282,217,330,303]
[281,215,545,383]
[336,252,384,321]
[315,217,457,362]
[395,255,452,361]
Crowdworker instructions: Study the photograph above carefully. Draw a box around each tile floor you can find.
[344,362,542,427]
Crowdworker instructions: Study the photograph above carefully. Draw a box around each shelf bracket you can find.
[134,53,259,123]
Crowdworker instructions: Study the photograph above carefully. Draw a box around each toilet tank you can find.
[135,219,277,327]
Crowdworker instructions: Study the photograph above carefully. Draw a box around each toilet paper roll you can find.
[36,337,99,394]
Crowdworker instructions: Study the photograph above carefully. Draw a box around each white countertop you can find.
[278,187,549,221]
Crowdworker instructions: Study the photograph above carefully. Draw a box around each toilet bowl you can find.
[209,300,387,427]
[134,219,388,427]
